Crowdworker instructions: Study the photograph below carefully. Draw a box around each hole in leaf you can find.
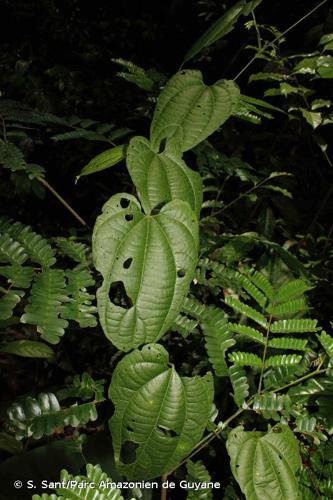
[120,198,130,209]
[151,201,168,215]
[177,269,186,278]
[125,214,133,221]
[123,257,133,269]
[109,281,133,309]
[197,104,202,108]
[120,440,139,464]
[157,425,178,438]
[126,425,134,433]
[158,139,167,154]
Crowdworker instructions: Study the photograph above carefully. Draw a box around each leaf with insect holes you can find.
[93,193,199,351]
[226,425,301,500]
[109,344,213,480]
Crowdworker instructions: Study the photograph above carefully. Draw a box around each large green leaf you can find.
[150,70,239,153]
[93,193,199,351]
[226,425,302,500]
[183,1,263,63]
[109,344,213,480]
[126,136,202,216]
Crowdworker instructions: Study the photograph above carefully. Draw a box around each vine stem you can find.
[160,474,168,500]
[211,172,288,217]
[37,176,87,227]
[233,0,329,81]
[170,365,330,474]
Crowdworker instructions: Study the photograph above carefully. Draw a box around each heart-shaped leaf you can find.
[92,194,199,351]
[226,425,302,499]
[126,136,202,217]
[150,70,240,153]
[109,343,214,479]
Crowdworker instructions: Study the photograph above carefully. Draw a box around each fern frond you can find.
[229,364,249,407]
[21,270,69,344]
[202,311,235,376]
[228,351,263,367]
[186,460,213,500]
[274,279,312,303]
[0,233,27,265]
[317,331,333,359]
[55,237,90,265]
[265,354,303,367]
[32,464,123,500]
[0,265,35,288]
[7,392,100,440]
[224,296,268,328]
[271,318,319,334]
[0,141,26,172]
[6,222,56,267]
[249,270,274,300]
[268,337,308,350]
[266,298,307,317]
[172,313,198,337]
[61,269,97,328]
[0,290,24,320]
[237,273,266,308]
[228,323,265,344]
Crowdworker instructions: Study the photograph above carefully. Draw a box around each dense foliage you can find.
[1,1,333,499]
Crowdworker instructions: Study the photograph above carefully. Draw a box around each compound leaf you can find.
[33,464,124,500]
[62,269,97,328]
[7,393,99,440]
[93,193,199,351]
[127,135,202,216]
[150,70,239,153]
[226,425,301,500]
[109,343,213,480]
[186,460,213,500]
[21,269,69,344]
[229,365,249,407]
[202,310,235,376]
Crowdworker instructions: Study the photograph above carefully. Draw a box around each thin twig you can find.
[234,0,329,81]
[37,176,87,227]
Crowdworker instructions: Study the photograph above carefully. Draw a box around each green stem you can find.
[212,173,286,217]
[251,10,262,51]
[37,176,87,227]
[270,367,330,394]
[257,313,273,394]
